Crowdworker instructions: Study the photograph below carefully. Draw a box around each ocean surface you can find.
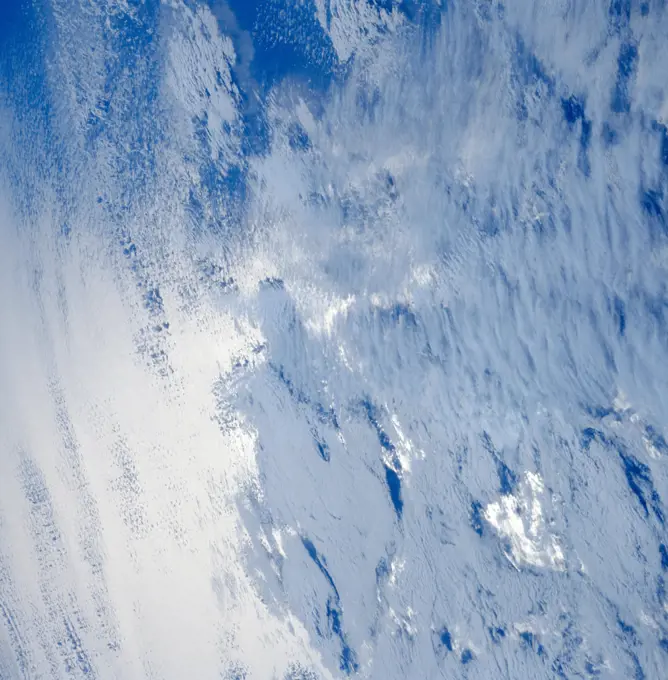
[1,1,668,678]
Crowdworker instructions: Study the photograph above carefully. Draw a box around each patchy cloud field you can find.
[1,1,668,678]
